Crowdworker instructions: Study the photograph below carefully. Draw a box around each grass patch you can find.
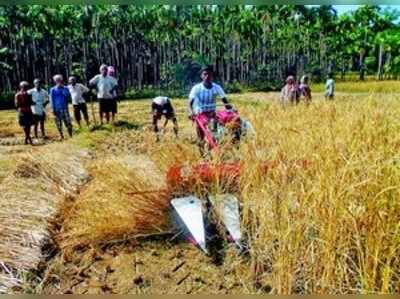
[113,120,142,130]
[312,80,400,93]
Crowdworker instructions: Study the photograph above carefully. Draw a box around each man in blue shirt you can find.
[50,74,73,140]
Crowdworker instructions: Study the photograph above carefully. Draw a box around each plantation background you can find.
[1,5,400,109]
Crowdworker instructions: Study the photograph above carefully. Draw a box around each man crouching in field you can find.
[188,66,231,148]
[152,96,178,141]
[50,74,73,140]
[15,81,34,145]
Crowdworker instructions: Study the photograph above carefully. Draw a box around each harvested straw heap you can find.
[59,155,171,253]
[0,144,89,293]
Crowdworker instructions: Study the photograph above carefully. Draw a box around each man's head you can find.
[107,66,115,77]
[33,78,42,89]
[200,66,214,84]
[68,76,77,86]
[19,81,29,91]
[286,75,295,85]
[100,64,108,76]
[301,75,309,85]
[53,74,64,86]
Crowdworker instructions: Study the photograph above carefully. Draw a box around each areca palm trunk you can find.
[377,44,384,80]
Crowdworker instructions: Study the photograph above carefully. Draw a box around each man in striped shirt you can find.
[188,66,231,147]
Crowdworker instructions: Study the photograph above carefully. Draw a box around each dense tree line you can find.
[0,5,399,94]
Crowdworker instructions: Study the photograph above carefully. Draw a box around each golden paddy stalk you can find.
[236,94,400,293]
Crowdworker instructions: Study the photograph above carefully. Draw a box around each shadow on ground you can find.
[89,120,143,133]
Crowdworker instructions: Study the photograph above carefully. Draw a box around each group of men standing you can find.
[14,64,118,144]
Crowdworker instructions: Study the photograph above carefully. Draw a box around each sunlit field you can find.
[0,83,399,294]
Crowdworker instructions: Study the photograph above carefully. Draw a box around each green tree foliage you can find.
[0,5,399,92]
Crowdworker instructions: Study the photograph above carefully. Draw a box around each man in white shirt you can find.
[188,66,231,148]
[152,96,178,140]
[28,78,49,139]
[68,76,90,128]
[89,64,118,125]
[325,73,335,100]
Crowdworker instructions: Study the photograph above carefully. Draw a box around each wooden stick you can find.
[90,91,98,126]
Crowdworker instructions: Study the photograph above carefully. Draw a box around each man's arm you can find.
[188,98,194,117]
[111,78,118,96]
[29,93,34,106]
[296,85,300,100]
[188,86,197,117]
[44,90,50,106]
[89,75,98,87]
[65,88,72,105]
[80,83,90,94]
[49,89,55,113]
[14,94,19,110]
[216,85,231,108]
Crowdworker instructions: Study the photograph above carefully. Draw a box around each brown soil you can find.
[40,239,253,294]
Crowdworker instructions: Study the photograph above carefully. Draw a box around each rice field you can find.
[0,82,399,294]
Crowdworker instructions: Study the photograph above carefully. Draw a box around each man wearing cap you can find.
[28,78,49,139]
[68,76,90,128]
[89,64,118,125]
[15,81,34,145]
[188,66,231,147]
[50,74,73,140]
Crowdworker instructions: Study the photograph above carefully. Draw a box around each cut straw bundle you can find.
[0,144,89,293]
[59,155,171,253]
